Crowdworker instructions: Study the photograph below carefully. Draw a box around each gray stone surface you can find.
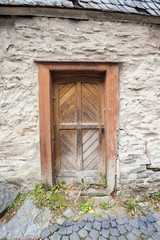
[70,232,79,240]
[119,236,127,240]
[88,214,94,222]
[132,227,141,236]
[78,220,85,228]
[118,225,127,234]
[50,232,61,240]
[146,214,155,223]
[89,228,99,240]
[0,184,17,216]
[49,224,59,234]
[102,220,110,229]
[40,228,50,239]
[62,236,69,240]
[1,201,160,240]
[78,228,88,238]
[101,229,109,238]
[0,197,52,239]
[126,232,137,240]
[129,219,138,228]
[93,221,101,231]
[73,224,79,232]
[63,209,74,218]
[84,222,92,231]
[110,227,119,236]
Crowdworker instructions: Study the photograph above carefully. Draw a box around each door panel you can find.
[82,83,99,123]
[60,130,78,170]
[53,71,105,182]
[59,83,76,123]
[82,130,99,170]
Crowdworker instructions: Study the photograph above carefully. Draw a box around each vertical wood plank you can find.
[77,82,82,170]
[38,64,54,188]
[104,65,119,193]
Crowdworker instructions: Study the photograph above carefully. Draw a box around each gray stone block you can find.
[110,215,117,221]
[111,220,117,228]
[146,214,155,223]
[153,222,160,231]
[118,236,127,240]
[101,229,109,238]
[78,220,85,228]
[66,226,72,235]
[126,232,137,240]
[99,236,106,240]
[63,208,74,218]
[65,220,74,227]
[110,237,118,240]
[62,236,69,240]
[50,232,61,240]
[132,227,141,236]
[89,228,99,240]
[93,221,101,231]
[78,228,88,238]
[140,215,147,222]
[129,219,138,228]
[81,214,88,221]
[102,220,110,229]
[95,216,102,222]
[49,224,59,234]
[124,223,132,231]
[70,232,80,240]
[138,220,146,229]
[117,225,127,234]
[110,227,119,236]
[153,232,160,240]
[103,214,109,221]
[141,234,149,239]
[59,227,67,235]
[140,228,148,235]
[0,184,17,216]
[84,222,92,231]
[88,214,94,222]
[40,228,51,239]
[73,224,79,232]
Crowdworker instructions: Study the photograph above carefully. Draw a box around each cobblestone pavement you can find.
[40,211,160,240]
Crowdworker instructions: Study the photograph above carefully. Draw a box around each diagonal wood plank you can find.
[82,130,100,170]
[60,130,78,170]
[82,83,99,123]
[59,83,76,123]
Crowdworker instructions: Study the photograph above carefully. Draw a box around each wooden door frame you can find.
[38,62,119,193]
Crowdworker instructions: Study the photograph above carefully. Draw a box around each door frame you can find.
[38,62,119,193]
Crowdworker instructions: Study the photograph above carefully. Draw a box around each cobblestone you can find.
[37,209,160,240]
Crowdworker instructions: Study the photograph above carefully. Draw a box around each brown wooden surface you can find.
[53,71,105,175]
[38,64,54,187]
[38,63,118,191]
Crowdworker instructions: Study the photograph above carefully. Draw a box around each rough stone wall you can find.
[0,16,160,194]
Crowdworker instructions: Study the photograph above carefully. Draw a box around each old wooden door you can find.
[53,71,105,183]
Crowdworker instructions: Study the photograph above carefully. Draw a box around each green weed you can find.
[123,199,137,215]
[99,202,110,210]
[99,171,106,187]
[79,200,93,213]
[80,178,90,190]
[94,211,102,217]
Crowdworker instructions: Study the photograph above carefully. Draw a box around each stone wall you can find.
[0,16,160,194]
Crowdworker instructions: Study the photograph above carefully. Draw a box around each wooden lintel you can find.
[0,7,160,25]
